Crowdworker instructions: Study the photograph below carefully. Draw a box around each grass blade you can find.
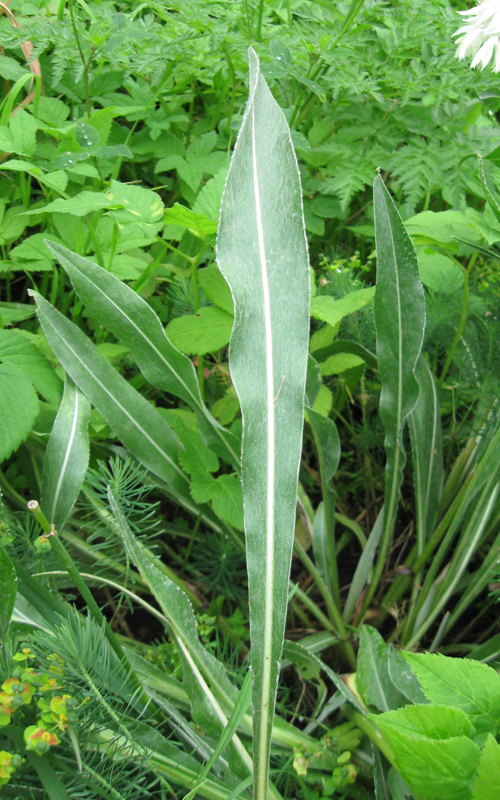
[41,376,90,529]
[216,48,310,799]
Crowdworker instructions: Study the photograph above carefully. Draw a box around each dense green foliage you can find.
[1,0,500,798]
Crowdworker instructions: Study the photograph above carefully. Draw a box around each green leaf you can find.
[1,160,67,194]
[408,356,443,548]
[41,377,90,530]
[75,121,100,148]
[210,474,244,532]
[319,352,365,376]
[0,362,39,462]
[374,704,476,741]
[387,647,427,705]
[216,48,310,800]
[417,248,464,294]
[164,203,218,239]
[0,55,29,82]
[24,191,115,216]
[379,730,480,800]
[44,242,240,470]
[0,545,16,640]
[312,338,378,371]
[30,291,203,518]
[360,175,425,615]
[0,328,63,404]
[0,302,35,326]
[192,168,228,221]
[402,652,500,737]
[166,307,233,355]
[357,626,407,712]
[310,287,375,328]
[198,265,234,315]
[9,109,37,157]
[471,734,500,800]
[107,180,164,239]
[404,210,475,245]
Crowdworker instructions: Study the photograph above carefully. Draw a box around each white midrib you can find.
[50,385,80,524]
[251,100,275,800]
[63,261,239,466]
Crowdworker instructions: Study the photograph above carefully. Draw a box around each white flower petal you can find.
[453,0,500,70]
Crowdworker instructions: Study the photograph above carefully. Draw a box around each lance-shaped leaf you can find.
[44,241,240,470]
[30,292,206,522]
[41,376,90,530]
[408,355,443,550]
[0,545,16,641]
[360,175,425,615]
[216,48,310,799]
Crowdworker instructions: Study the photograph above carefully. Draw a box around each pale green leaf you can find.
[23,191,115,216]
[41,377,90,530]
[471,734,500,800]
[0,362,39,462]
[192,168,228,221]
[417,248,464,294]
[210,474,244,532]
[320,352,365,376]
[166,307,233,355]
[216,48,310,800]
[107,180,164,239]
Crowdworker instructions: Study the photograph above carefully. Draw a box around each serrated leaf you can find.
[175,418,219,476]
[380,729,480,800]
[164,203,218,239]
[387,647,427,705]
[0,328,62,405]
[310,287,375,328]
[192,168,228,221]
[166,307,233,355]
[41,377,90,530]
[216,48,310,800]
[402,652,500,737]
[357,626,407,712]
[0,362,39,462]
[471,734,500,800]
[190,470,216,504]
[107,180,164,239]
[374,704,476,740]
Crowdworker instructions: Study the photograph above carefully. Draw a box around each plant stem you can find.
[256,0,265,41]
[68,0,91,118]
[438,252,478,390]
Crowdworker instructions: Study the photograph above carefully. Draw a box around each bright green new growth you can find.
[217,48,310,799]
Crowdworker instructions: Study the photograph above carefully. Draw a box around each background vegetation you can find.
[1,0,500,797]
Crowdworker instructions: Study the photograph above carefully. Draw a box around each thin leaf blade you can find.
[216,48,310,799]
[41,376,90,530]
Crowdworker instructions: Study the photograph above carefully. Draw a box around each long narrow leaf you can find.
[408,355,443,550]
[360,175,425,616]
[30,292,203,520]
[44,241,240,470]
[216,48,310,799]
[41,376,90,530]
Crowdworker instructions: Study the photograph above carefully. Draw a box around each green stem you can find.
[256,0,265,41]
[342,707,395,765]
[68,0,91,118]
[293,540,356,668]
[438,252,478,390]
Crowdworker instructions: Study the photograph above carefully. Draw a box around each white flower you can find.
[453,0,500,72]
